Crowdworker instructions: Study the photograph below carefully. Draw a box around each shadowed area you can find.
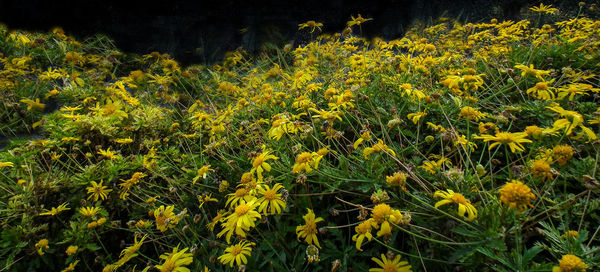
[0,0,591,64]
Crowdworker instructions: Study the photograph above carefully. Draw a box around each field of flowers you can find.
[1,3,599,272]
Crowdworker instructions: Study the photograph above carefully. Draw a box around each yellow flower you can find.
[524,125,547,139]
[556,83,597,101]
[347,14,373,27]
[499,180,536,211]
[546,103,597,141]
[135,220,152,228]
[192,165,214,184]
[97,217,107,225]
[207,210,226,232]
[353,130,372,150]
[552,254,587,272]
[369,253,412,272]
[98,147,120,160]
[153,205,182,232]
[121,235,146,259]
[217,199,261,244]
[65,245,78,255]
[427,122,447,133]
[296,208,324,248]
[80,206,100,217]
[0,161,14,169]
[103,235,147,272]
[61,261,79,272]
[256,183,286,215]
[363,139,396,158]
[531,159,553,181]
[386,172,407,191]
[407,111,427,124]
[119,172,146,199]
[460,106,487,121]
[352,219,374,251]
[530,3,559,14]
[155,246,194,272]
[553,145,574,166]
[419,155,452,174]
[38,202,70,216]
[474,131,532,153]
[87,180,112,202]
[20,98,46,111]
[434,190,477,221]
[218,240,254,267]
[562,230,579,239]
[526,79,555,100]
[370,204,406,237]
[250,146,279,182]
[35,239,49,256]
[114,138,133,144]
[268,114,298,140]
[298,21,323,33]
[309,108,343,124]
[514,64,551,80]
[292,152,323,174]
[400,83,426,100]
[197,193,218,209]
[454,134,478,151]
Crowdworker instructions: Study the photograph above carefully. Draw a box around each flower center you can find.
[263,190,277,200]
[451,193,468,205]
[235,204,250,216]
[230,245,243,256]
[383,264,397,272]
[234,188,248,197]
[297,153,312,163]
[535,82,548,90]
[304,222,317,234]
[253,156,265,168]
[496,132,515,144]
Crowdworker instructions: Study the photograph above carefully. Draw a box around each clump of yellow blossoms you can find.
[531,159,553,181]
[553,145,574,166]
[35,239,49,256]
[552,254,587,272]
[499,180,536,212]
[370,204,407,237]
[292,151,323,174]
[65,245,78,256]
[386,172,407,191]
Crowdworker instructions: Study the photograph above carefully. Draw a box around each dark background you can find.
[0,0,595,65]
